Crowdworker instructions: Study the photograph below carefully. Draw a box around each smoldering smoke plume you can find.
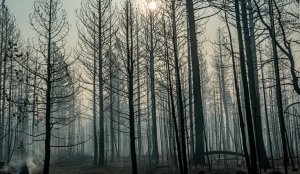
[3,154,44,174]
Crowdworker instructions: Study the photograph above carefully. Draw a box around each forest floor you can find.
[48,156,300,174]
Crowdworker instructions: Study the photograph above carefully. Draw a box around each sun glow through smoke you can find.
[149,1,156,10]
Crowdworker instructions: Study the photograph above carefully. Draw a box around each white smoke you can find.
[2,153,44,174]
[26,155,44,174]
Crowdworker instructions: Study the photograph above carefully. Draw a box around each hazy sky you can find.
[7,0,82,49]
[6,1,211,40]
[6,0,300,71]
[6,0,157,47]
[8,0,282,73]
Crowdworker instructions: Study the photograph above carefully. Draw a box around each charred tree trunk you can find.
[93,14,98,165]
[109,8,114,162]
[186,13,194,162]
[235,0,259,173]
[149,9,159,164]
[136,11,142,161]
[98,0,105,166]
[225,10,251,172]
[43,0,53,172]
[185,0,205,164]
[247,0,270,169]
[127,2,137,173]
[0,2,5,161]
[259,48,274,170]
[0,10,7,161]
[167,53,183,174]
[171,1,188,172]
[268,0,289,172]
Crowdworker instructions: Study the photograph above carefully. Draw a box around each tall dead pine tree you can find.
[29,0,71,173]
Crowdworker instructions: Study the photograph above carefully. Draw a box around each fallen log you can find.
[207,151,245,157]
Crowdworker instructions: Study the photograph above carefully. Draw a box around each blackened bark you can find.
[259,49,274,170]
[127,2,137,173]
[93,14,98,165]
[186,14,194,162]
[136,12,142,161]
[0,8,7,161]
[185,0,205,164]
[268,0,288,172]
[0,2,5,161]
[235,0,259,173]
[170,1,187,172]
[149,10,159,164]
[43,0,53,173]
[98,0,105,166]
[225,9,251,172]
[247,0,270,169]
[109,7,114,162]
[167,58,183,174]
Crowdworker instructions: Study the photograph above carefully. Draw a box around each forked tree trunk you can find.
[218,34,230,150]
[247,0,270,169]
[235,0,259,173]
[171,1,187,172]
[167,57,183,174]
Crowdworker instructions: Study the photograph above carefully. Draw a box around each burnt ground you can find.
[49,156,300,174]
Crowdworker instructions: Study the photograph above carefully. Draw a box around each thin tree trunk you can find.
[136,11,142,161]
[93,14,98,165]
[171,1,187,172]
[259,48,274,170]
[117,70,120,162]
[6,46,13,165]
[32,61,38,157]
[0,12,7,161]
[109,7,114,162]
[167,56,183,174]
[0,2,5,161]
[268,0,289,172]
[186,12,194,163]
[218,35,230,150]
